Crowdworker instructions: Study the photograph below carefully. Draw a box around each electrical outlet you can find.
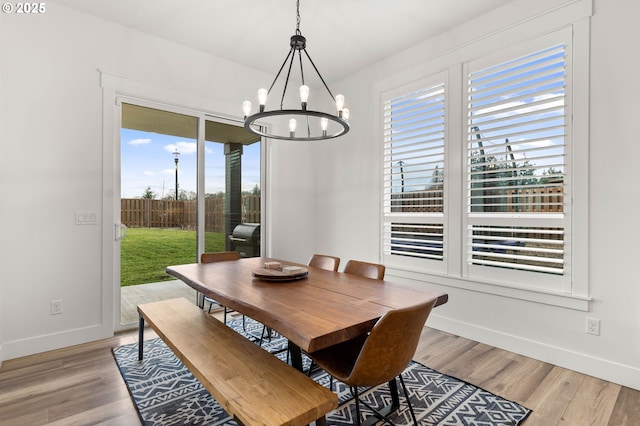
[586,318,600,335]
[51,300,63,315]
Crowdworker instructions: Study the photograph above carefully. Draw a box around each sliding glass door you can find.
[116,102,261,326]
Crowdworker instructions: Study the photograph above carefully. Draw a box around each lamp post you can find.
[173,149,180,201]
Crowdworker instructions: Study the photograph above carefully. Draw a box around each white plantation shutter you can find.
[465,35,570,289]
[377,21,588,304]
[382,78,446,268]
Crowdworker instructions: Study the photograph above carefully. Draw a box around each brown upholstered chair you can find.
[308,298,437,425]
[308,257,380,376]
[343,259,385,280]
[200,251,241,325]
[308,254,340,271]
[202,251,268,345]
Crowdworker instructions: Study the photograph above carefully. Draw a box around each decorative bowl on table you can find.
[252,264,309,282]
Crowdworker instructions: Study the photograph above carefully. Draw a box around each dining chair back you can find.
[201,251,241,263]
[308,298,437,425]
[308,254,340,271]
[343,259,385,280]
[200,252,268,346]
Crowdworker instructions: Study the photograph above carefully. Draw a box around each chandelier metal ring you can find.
[244,109,350,141]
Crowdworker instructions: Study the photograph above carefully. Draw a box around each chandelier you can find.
[242,0,350,141]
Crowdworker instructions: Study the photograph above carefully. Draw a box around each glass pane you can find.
[384,222,444,261]
[384,84,445,213]
[120,103,198,324]
[468,44,566,214]
[469,225,564,274]
[204,120,261,257]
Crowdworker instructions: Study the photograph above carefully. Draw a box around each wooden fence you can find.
[121,195,260,232]
[391,185,564,213]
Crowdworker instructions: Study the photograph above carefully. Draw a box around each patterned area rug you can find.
[113,318,531,425]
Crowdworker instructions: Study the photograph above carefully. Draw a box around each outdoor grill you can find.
[229,223,261,257]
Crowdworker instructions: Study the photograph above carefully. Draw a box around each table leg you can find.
[138,315,145,361]
[388,378,400,410]
[288,341,303,372]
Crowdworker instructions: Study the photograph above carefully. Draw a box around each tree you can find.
[141,186,156,199]
[540,167,564,184]
[427,165,444,190]
[163,189,196,201]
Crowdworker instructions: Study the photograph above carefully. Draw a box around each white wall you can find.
[300,0,640,390]
[0,2,272,359]
[265,139,317,262]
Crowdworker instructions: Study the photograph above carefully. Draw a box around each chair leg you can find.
[352,386,395,426]
[399,374,418,425]
[352,386,362,426]
[259,326,265,345]
[307,360,316,376]
[259,326,272,346]
[353,382,398,426]
[259,326,275,345]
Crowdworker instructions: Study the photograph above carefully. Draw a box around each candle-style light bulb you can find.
[258,88,268,112]
[299,85,309,110]
[242,100,252,118]
[321,117,329,136]
[289,118,297,137]
[335,94,345,112]
[342,108,350,121]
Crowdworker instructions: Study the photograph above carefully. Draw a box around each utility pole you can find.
[397,160,405,193]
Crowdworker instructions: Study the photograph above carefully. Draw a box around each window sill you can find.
[386,265,591,311]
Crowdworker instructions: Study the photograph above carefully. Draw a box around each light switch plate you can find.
[75,211,98,225]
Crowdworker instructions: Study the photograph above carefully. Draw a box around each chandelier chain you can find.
[296,0,301,33]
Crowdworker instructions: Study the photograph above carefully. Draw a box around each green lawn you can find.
[120,228,226,286]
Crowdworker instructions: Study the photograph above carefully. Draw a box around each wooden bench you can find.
[137,297,338,426]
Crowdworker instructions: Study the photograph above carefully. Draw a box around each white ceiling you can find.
[53,0,515,81]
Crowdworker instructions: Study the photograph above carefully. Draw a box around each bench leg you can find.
[138,315,145,361]
[315,416,327,426]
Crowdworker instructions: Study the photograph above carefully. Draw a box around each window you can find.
[382,77,447,272]
[464,33,570,291]
[382,26,583,297]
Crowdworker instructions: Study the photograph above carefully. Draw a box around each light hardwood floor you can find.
[0,325,639,425]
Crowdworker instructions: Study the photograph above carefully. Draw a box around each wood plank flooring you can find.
[1,326,639,425]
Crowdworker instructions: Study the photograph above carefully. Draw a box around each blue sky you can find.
[121,129,261,199]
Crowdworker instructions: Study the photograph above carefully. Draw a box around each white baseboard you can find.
[1,323,113,362]
[427,314,640,391]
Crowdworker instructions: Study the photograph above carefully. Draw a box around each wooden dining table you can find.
[166,256,448,372]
